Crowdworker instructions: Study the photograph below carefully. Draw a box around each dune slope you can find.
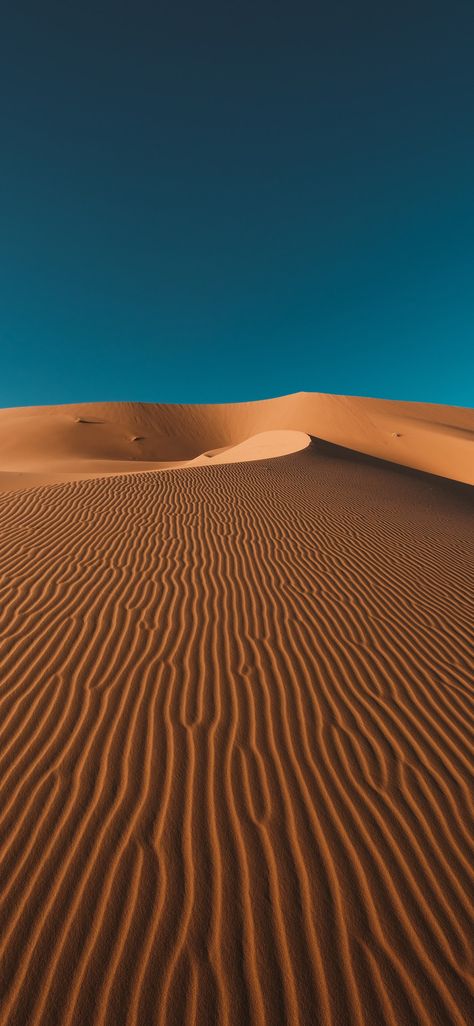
[0,438,472,1026]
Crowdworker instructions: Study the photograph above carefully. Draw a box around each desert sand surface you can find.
[0,393,473,1026]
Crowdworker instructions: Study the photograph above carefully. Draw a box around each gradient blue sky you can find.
[1,1,473,407]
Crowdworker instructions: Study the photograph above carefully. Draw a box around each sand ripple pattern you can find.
[0,442,473,1026]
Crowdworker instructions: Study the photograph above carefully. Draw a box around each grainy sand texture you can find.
[0,392,473,1026]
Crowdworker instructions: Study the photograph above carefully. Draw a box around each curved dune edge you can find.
[0,392,472,491]
[189,429,311,466]
[0,446,472,1025]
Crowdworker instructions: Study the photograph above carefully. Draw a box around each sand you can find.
[0,393,472,1026]
[0,391,472,490]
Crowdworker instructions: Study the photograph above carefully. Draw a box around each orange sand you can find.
[0,393,472,1026]
[0,391,472,491]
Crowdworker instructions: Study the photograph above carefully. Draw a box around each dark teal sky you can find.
[1,2,473,407]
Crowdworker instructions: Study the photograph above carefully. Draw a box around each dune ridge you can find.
[0,391,472,491]
[0,429,472,1025]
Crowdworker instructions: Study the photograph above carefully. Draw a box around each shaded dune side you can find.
[0,443,473,1026]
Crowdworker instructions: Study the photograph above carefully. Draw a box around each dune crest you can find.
[190,430,311,466]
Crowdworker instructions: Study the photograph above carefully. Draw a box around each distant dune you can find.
[0,391,472,491]
[0,394,472,1026]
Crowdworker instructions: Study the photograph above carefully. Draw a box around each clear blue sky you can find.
[1,2,473,407]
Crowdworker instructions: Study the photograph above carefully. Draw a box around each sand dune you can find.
[0,391,472,491]
[0,397,473,1026]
